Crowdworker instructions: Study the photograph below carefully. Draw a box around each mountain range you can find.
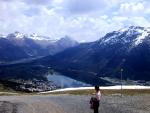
[0,26,150,86]
[0,32,78,63]
[35,26,150,81]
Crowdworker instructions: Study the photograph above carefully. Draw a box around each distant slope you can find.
[47,36,79,55]
[0,32,78,63]
[0,38,29,63]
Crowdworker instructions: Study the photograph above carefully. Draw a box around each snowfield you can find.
[40,85,150,94]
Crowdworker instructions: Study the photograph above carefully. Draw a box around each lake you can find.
[47,72,91,88]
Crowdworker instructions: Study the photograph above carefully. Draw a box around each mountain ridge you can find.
[0,32,78,63]
[0,26,149,87]
[36,26,150,81]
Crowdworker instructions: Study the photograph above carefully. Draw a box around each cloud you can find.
[23,0,53,5]
[0,0,13,2]
[61,0,108,14]
[129,17,150,27]
[119,2,145,16]
[23,7,41,17]
[0,0,53,6]
[0,0,150,42]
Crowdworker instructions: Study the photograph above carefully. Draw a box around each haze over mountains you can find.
[0,32,78,63]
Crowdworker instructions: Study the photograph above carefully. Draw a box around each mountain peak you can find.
[14,31,26,39]
[58,36,78,43]
[60,35,75,41]
[55,36,79,48]
[6,32,53,41]
[100,26,150,46]
[7,31,26,39]
[119,26,144,32]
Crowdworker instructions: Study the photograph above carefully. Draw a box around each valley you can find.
[1,1,150,113]
[0,26,150,92]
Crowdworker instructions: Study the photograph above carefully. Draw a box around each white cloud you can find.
[129,17,150,27]
[119,2,145,16]
[61,0,108,14]
[0,0,150,42]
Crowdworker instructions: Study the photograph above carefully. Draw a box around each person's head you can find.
[95,85,99,92]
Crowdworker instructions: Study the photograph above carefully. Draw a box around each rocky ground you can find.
[0,94,150,113]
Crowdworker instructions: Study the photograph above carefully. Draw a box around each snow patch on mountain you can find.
[14,32,25,39]
[134,28,150,45]
[103,35,118,44]
[100,26,150,46]
[29,33,55,41]
[1,31,57,42]
[119,27,128,32]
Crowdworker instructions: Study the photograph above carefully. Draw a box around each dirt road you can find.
[0,95,150,113]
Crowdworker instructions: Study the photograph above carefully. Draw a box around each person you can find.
[90,86,101,113]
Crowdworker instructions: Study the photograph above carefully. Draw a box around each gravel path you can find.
[0,95,150,113]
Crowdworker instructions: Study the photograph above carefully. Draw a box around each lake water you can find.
[47,72,91,88]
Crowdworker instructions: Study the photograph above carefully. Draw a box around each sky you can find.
[0,0,150,42]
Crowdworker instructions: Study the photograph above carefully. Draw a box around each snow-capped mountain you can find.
[100,26,150,46]
[38,26,150,82]
[0,32,78,63]
[4,31,52,40]
[30,33,54,41]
